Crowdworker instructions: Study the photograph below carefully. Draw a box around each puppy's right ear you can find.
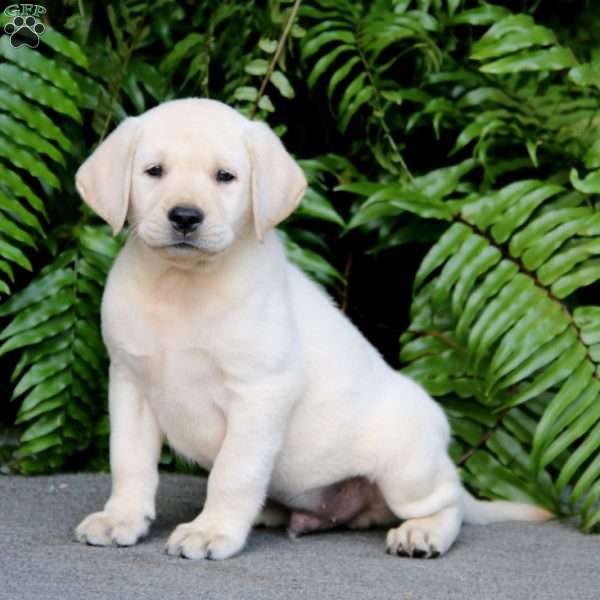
[75,117,140,235]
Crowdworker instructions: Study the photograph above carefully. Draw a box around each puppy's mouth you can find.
[159,238,225,257]
[169,241,198,250]
[136,224,232,257]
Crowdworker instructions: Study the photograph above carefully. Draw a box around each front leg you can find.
[166,374,297,560]
[75,363,162,547]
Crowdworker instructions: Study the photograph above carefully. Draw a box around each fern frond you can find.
[0,225,119,474]
[398,177,600,528]
[0,28,86,298]
[301,0,440,173]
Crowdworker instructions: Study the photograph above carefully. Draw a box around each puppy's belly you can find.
[283,478,393,536]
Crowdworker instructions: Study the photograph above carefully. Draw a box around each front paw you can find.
[75,510,152,547]
[165,520,246,560]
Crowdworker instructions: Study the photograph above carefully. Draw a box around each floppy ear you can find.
[75,117,140,235]
[245,121,307,242]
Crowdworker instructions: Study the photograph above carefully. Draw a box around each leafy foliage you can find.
[0,21,86,296]
[399,180,600,528]
[1,0,600,531]
[0,226,118,474]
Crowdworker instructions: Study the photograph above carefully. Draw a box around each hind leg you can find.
[377,454,464,558]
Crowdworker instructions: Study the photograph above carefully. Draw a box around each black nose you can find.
[168,205,204,233]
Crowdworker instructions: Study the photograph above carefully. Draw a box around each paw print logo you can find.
[4,15,46,49]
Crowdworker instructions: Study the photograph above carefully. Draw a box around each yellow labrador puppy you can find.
[74,99,550,560]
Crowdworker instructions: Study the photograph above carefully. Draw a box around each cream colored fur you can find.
[74,98,551,560]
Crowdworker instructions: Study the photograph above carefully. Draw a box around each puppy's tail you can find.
[461,489,554,525]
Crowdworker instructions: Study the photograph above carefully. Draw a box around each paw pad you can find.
[4,15,45,49]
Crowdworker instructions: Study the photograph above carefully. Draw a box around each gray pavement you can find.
[0,473,598,600]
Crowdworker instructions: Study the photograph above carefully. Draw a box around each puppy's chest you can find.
[109,308,229,465]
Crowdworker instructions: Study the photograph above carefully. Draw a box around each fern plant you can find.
[0,24,86,297]
[345,3,600,530]
[398,179,600,530]
[300,0,442,174]
[0,14,113,472]
[0,225,119,474]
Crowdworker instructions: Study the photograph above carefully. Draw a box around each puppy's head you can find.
[75,99,306,259]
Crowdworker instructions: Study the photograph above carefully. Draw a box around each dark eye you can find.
[216,169,236,183]
[145,165,163,178]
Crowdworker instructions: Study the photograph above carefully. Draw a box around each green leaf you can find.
[302,29,355,60]
[20,411,65,443]
[570,167,600,195]
[0,64,82,123]
[78,226,121,258]
[12,351,71,399]
[19,372,72,413]
[452,5,511,26]
[41,27,88,68]
[415,223,471,289]
[488,301,568,386]
[0,37,80,98]
[0,215,37,248]
[532,360,594,463]
[0,314,73,357]
[0,114,64,165]
[510,206,590,258]
[465,451,544,505]
[495,328,578,394]
[556,421,600,494]
[327,56,360,102]
[0,85,70,150]
[270,70,295,99]
[15,396,66,425]
[451,245,501,316]
[340,86,374,132]
[307,44,353,88]
[552,259,600,298]
[0,137,60,189]
[245,59,269,76]
[296,188,345,226]
[468,274,537,366]
[509,343,586,407]
[259,38,278,53]
[0,239,32,271]
[521,217,591,271]
[234,86,258,102]
[258,95,275,112]
[160,33,204,73]
[15,432,62,457]
[0,268,75,317]
[471,26,556,61]
[569,64,600,90]
[479,47,577,74]
[283,235,344,287]
[0,164,46,216]
[490,184,563,244]
[455,260,519,341]
[0,289,73,340]
[12,335,71,382]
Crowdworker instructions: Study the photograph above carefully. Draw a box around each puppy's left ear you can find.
[245,121,307,242]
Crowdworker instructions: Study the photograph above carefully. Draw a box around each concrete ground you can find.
[0,474,598,600]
